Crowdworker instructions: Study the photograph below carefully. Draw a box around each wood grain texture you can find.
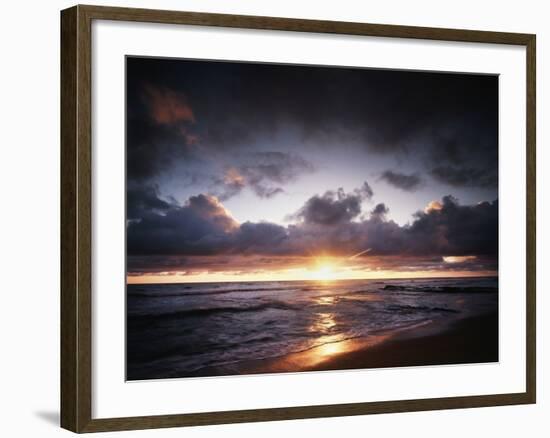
[76,4,93,431]
[525,35,536,404]
[61,5,94,432]
[60,4,537,433]
[60,5,78,432]
[79,4,534,44]
[81,393,534,433]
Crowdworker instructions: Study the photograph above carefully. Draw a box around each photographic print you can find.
[126,57,499,381]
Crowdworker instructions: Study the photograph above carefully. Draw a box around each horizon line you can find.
[126,272,498,286]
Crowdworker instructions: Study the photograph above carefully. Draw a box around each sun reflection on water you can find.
[309,312,337,333]
[316,296,336,305]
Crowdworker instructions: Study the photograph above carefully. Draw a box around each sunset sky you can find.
[126,57,498,283]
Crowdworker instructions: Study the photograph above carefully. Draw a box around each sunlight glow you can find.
[128,267,497,284]
[316,340,346,357]
[310,264,335,281]
[127,255,496,284]
[443,255,477,264]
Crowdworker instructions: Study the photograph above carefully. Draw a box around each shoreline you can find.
[185,312,498,378]
[304,311,498,373]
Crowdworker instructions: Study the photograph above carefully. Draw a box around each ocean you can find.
[126,276,498,380]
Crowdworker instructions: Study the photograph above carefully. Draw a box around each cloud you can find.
[380,170,422,191]
[126,116,202,182]
[124,58,499,276]
[424,200,443,213]
[128,190,497,264]
[430,165,498,188]
[126,254,309,276]
[250,185,284,199]
[143,85,195,125]
[370,203,389,220]
[215,152,314,200]
[127,184,174,220]
[217,167,247,200]
[127,253,497,277]
[425,134,498,189]
[355,181,374,201]
[405,196,498,257]
[127,58,498,190]
[291,182,372,226]
[127,193,238,255]
[285,195,497,258]
[126,83,202,183]
[232,222,290,254]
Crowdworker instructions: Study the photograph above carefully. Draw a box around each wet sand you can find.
[304,311,498,372]
[189,312,498,377]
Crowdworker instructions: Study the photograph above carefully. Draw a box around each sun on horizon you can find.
[126,255,497,285]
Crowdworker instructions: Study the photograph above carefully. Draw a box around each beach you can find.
[306,311,498,372]
[127,277,498,380]
[188,311,498,376]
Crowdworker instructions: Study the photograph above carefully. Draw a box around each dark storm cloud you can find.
[127,193,238,255]
[127,187,497,263]
[126,254,310,275]
[127,185,174,220]
[406,195,498,256]
[380,170,422,191]
[232,222,290,255]
[430,165,498,188]
[290,182,373,226]
[214,152,314,200]
[126,117,200,182]
[426,133,498,189]
[295,191,361,225]
[370,203,389,219]
[126,82,201,183]
[127,255,191,274]
[286,194,498,258]
[127,57,498,189]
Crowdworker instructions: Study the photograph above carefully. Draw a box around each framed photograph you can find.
[60,5,536,433]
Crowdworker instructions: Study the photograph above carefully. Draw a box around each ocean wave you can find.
[384,304,459,315]
[129,301,298,321]
[128,285,290,298]
[382,285,497,294]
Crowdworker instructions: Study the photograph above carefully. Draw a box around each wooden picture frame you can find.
[61,4,536,433]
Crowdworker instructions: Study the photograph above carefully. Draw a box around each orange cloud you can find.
[143,85,195,125]
[424,200,443,213]
[223,167,246,186]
